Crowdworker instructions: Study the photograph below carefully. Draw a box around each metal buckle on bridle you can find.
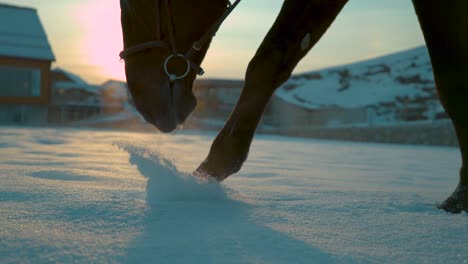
[121,0,241,81]
[192,42,202,51]
[164,53,191,82]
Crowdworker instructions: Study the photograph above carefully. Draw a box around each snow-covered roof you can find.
[0,3,55,61]
[275,46,434,110]
[100,80,129,99]
[52,68,98,94]
[53,81,99,94]
[101,80,127,87]
[53,67,88,86]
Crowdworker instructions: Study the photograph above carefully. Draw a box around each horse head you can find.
[120,0,233,132]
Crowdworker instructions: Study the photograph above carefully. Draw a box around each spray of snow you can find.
[116,142,228,203]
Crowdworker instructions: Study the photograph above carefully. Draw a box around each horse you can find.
[119,0,467,213]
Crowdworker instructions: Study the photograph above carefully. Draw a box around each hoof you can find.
[437,184,468,214]
[192,164,222,182]
[193,159,240,182]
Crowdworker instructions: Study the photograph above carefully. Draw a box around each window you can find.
[0,66,41,97]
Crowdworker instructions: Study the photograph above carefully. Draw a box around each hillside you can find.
[275,46,446,123]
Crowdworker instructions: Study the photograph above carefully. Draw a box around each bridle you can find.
[119,0,241,82]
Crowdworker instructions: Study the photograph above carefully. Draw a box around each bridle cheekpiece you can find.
[120,0,241,82]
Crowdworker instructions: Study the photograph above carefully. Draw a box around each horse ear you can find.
[120,0,132,44]
[120,0,129,11]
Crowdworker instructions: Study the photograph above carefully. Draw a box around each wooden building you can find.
[192,79,244,118]
[190,79,275,128]
[48,68,101,124]
[100,80,130,115]
[270,95,369,128]
[0,4,55,125]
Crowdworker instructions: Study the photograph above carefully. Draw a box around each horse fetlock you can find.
[461,166,468,186]
[438,183,468,214]
[438,168,468,213]
[215,128,250,161]
[195,128,250,180]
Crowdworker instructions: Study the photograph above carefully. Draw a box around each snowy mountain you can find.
[275,46,446,123]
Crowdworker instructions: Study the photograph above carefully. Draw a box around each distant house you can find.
[100,80,130,115]
[193,79,244,118]
[48,68,101,124]
[270,96,369,128]
[0,4,55,125]
[190,78,276,128]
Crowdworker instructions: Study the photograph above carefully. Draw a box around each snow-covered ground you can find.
[0,127,466,263]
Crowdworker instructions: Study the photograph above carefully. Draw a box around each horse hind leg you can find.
[412,0,468,213]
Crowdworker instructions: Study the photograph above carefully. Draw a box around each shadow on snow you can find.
[118,143,338,263]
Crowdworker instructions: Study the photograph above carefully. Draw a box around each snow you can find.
[52,68,99,94]
[0,127,467,263]
[275,46,434,110]
[53,68,90,87]
[0,4,55,61]
[89,111,137,123]
[100,80,129,100]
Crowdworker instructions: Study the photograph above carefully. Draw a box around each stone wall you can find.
[259,120,458,146]
[269,96,369,128]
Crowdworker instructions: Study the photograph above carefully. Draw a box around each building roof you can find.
[53,67,88,85]
[0,3,55,61]
[100,80,129,99]
[52,68,98,94]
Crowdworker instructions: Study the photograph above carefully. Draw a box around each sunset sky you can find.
[3,0,425,84]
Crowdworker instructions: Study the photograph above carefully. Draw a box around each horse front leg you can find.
[412,0,468,213]
[194,0,348,180]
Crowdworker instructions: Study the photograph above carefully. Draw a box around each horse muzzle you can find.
[126,64,196,133]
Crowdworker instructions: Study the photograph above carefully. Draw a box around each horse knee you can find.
[246,48,294,89]
[434,71,468,124]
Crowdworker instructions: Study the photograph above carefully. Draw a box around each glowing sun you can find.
[76,0,126,82]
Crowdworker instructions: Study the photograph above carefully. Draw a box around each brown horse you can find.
[120,0,467,213]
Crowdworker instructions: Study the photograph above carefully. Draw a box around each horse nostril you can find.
[137,109,177,133]
[139,109,178,133]
[136,104,178,133]
[151,112,178,133]
[126,72,179,133]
